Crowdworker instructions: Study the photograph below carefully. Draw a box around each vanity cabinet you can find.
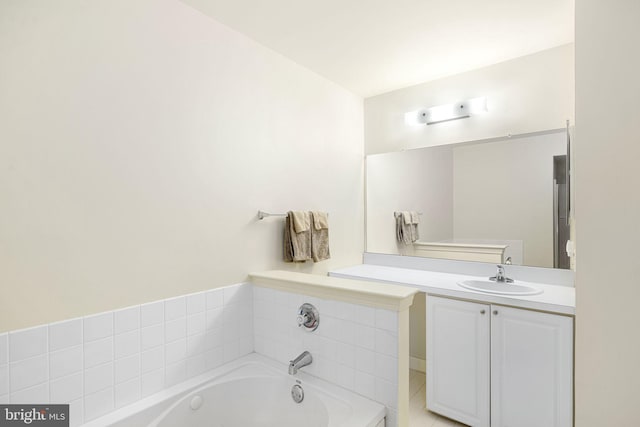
[426,295,573,427]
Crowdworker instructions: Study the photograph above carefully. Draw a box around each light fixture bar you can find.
[404,97,487,126]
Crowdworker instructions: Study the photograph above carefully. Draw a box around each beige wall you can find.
[0,0,364,332]
[364,44,574,155]
[575,0,640,425]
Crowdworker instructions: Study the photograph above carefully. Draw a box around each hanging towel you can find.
[410,211,420,242]
[310,211,330,262]
[291,211,311,233]
[396,211,419,244]
[284,211,312,262]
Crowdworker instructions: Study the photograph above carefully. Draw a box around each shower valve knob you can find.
[296,303,320,332]
[296,313,309,326]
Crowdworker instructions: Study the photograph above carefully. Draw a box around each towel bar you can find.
[258,211,330,220]
[258,211,287,220]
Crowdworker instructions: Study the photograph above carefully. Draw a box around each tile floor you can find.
[409,369,469,427]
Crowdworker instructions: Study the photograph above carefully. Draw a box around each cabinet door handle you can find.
[480,309,486,314]
[493,310,498,315]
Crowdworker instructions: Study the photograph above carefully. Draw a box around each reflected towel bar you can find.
[394,212,423,218]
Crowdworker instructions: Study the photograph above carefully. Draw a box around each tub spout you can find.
[289,351,313,375]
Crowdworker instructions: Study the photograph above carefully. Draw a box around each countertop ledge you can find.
[249,270,419,312]
[329,264,575,316]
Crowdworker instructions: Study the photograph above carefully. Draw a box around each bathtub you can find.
[83,354,386,427]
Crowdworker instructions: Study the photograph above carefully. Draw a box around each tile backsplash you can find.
[0,283,253,426]
[1,281,400,427]
[252,286,400,426]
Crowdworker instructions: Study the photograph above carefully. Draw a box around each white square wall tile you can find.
[50,345,83,380]
[115,378,140,409]
[165,318,186,343]
[222,322,241,344]
[10,383,48,404]
[205,308,223,330]
[0,334,7,365]
[222,303,245,326]
[271,289,290,307]
[325,300,352,321]
[223,341,240,363]
[375,329,399,357]
[141,347,164,374]
[114,306,140,335]
[238,335,253,356]
[375,353,398,384]
[49,319,82,352]
[68,398,84,427]
[165,360,187,387]
[187,313,205,337]
[50,372,83,403]
[165,339,186,365]
[375,377,397,408]
[84,362,113,395]
[355,347,375,375]
[375,309,398,333]
[355,305,376,326]
[141,369,164,397]
[165,297,186,321]
[84,337,113,369]
[187,333,205,357]
[186,292,206,314]
[223,283,252,305]
[335,363,356,390]
[140,325,164,351]
[9,326,47,362]
[204,329,223,351]
[355,370,376,400]
[252,286,272,302]
[84,312,113,342]
[115,330,140,360]
[10,354,47,392]
[205,347,223,371]
[84,387,114,421]
[355,324,376,350]
[335,342,356,367]
[187,355,206,378]
[140,301,164,327]
[115,354,140,384]
[0,365,8,396]
[206,289,223,310]
[319,316,345,342]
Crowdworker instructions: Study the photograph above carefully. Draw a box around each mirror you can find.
[366,129,571,269]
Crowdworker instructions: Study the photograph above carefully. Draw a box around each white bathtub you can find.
[83,354,386,427]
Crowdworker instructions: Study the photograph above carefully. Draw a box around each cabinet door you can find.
[491,306,573,427]
[427,296,490,427]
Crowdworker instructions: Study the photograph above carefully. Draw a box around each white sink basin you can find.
[458,279,543,296]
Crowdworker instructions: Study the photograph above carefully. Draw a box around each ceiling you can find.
[181,0,574,98]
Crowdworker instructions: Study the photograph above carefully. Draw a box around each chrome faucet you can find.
[289,351,313,375]
[489,265,513,283]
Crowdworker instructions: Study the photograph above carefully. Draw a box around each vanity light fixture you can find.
[405,96,488,125]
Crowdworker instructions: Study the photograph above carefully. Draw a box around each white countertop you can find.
[330,264,575,315]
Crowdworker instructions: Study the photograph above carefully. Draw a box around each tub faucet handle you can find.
[296,303,319,331]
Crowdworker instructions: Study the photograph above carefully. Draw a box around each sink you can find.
[458,279,543,296]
